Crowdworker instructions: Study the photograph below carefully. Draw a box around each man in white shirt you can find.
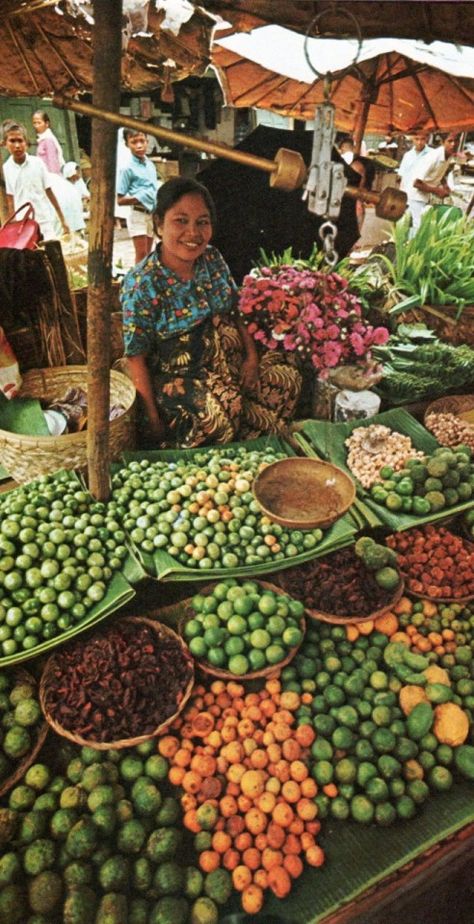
[412,133,461,204]
[397,131,435,232]
[3,122,69,240]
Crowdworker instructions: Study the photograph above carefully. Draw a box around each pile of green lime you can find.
[282,618,474,826]
[109,447,325,572]
[0,670,43,784]
[183,579,305,675]
[0,741,227,924]
[0,471,129,658]
[369,445,474,515]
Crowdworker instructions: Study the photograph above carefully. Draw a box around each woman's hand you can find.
[148,412,167,444]
[240,354,259,392]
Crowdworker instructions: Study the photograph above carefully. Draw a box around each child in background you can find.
[3,122,69,239]
[116,129,161,263]
[32,110,65,175]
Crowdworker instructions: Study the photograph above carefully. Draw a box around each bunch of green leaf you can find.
[334,256,391,314]
[372,208,474,316]
[256,243,327,271]
[373,324,474,404]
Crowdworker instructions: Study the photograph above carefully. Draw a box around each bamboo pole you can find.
[86,0,122,501]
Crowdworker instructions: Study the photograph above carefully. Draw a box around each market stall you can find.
[0,3,474,924]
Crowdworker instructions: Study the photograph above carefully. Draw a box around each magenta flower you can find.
[237,261,389,376]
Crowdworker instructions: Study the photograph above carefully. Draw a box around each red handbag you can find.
[0,202,41,250]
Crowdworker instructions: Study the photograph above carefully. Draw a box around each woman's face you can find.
[156,192,213,277]
[32,113,48,134]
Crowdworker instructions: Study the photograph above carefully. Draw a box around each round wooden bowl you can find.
[0,669,48,799]
[39,617,194,751]
[252,457,356,529]
[179,580,305,681]
[275,576,405,625]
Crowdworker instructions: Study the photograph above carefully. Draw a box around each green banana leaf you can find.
[118,436,356,581]
[299,409,474,532]
[0,470,137,667]
[0,394,50,436]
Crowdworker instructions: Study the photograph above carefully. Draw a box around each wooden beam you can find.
[86,0,122,501]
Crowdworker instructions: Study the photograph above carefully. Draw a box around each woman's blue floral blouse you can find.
[121,244,238,355]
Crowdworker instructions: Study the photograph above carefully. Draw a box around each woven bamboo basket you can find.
[39,617,195,750]
[424,394,474,422]
[0,366,136,483]
[178,580,306,680]
[0,669,48,798]
[276,573,405,625]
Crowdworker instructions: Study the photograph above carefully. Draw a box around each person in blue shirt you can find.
[116,129,161,263]
[120,177,302,448]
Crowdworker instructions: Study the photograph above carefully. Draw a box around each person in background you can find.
[120,176,301,448]
[3,122,69,239]
[397,130,435,232]
[339,137,355,165]
[116,129,161,264]
[63,161,90,219]
[32,110,65,175]
[412,133,462,205]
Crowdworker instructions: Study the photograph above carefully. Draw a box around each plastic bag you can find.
[0,327,22,398]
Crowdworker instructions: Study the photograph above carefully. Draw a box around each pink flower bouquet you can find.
[238,265,389,378]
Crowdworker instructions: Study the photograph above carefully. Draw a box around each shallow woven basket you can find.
[276,572,405,625]
[179,580,305,680]
[39,617,195,750]
[0,669,48,798]
[0,366,136,483]
[424,394,474,423]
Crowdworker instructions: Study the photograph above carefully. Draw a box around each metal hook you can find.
[303,6,363,85]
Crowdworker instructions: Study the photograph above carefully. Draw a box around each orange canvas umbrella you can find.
[212,27,474,136]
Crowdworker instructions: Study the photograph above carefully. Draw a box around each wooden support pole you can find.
[87,0,122,501]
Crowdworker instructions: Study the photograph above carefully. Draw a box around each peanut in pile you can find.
[345,424,425,488]
[425,412,474,453]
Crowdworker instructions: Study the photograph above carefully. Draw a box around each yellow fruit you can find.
[423,665,451,687]
[433,703,469,746]
[399,685,429,716]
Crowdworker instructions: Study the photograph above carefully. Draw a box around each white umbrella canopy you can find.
[212,26,474,133]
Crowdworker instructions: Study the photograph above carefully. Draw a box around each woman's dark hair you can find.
[33,110,51,125]
[154,176,216,229]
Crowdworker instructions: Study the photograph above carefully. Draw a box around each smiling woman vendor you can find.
[120,177,301,448]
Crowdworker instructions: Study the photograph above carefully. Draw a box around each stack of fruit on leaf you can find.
[0,471,129,660]
[0,672,45,790]
[182,580,305,677]
[369,444,473,515]
[386,525,474,599]
[162,676,324,914]
[109,448,325,572]
[0,741,227,924]
[280,612,474,827]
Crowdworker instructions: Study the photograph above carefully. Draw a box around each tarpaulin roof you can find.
[212,28,474,132]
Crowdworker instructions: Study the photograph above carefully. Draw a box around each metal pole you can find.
[86,0,122,501]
